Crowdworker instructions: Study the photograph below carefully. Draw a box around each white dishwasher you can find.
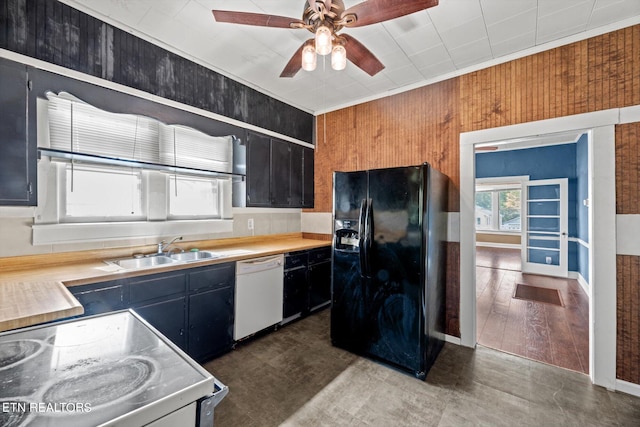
[234,254,284,340]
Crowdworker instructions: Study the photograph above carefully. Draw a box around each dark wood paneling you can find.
[616,123,640,215]
[0,0,313,143]
[446,242,460,337]
[617,255,640,384]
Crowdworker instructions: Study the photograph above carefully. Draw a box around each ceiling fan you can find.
[212,0,439,78]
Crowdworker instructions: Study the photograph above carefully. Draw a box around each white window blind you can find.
[47,92,160,164]
[159,125,233,173]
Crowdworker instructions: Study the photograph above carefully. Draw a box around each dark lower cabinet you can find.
[188,287,234,361]
[69,262,235,362]
[282,246,331,324]
[69,280,127,316]
[308,248,332,312]
[134,297,187,350]
[187,263,235,362]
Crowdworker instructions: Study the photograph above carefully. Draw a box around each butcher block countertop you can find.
[0,281,84,332]
[0,233,330,332]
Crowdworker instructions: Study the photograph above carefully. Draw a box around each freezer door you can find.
[333,171,367,220]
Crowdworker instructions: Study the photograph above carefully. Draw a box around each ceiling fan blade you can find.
[341,34,385,76]
[280,41,312,78]
[342,0,439,28]
[212,10,303,28]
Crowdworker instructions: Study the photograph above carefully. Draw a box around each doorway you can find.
[473,141,588,373]
[459,110,619,389]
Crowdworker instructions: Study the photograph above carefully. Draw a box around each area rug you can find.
[513,283,563,306]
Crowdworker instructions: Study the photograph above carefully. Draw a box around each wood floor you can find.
[476,246,590,374]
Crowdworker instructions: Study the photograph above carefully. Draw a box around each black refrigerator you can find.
[331,164,448,379]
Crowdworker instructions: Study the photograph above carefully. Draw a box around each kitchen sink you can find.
[114,256,178,269]
[169,251,222,262]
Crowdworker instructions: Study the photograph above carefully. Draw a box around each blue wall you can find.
[476,139,589,284]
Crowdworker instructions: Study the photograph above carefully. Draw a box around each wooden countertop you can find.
[0,281,84,332]
[0,234,330,332]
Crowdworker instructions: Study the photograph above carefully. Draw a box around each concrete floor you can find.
[204,309,640,426]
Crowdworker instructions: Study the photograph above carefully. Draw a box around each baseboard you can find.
[445,334,462,345]
[568,271,590,298]
[615,379,640,397]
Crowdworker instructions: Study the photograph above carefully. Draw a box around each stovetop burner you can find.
[39,356,158,412]
[0,340,44,371]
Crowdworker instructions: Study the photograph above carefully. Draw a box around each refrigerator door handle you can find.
[364,198,373,278]
[358,198,368,278]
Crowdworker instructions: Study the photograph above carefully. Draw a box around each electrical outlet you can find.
[545,256,552,264]
[248,218,254,230]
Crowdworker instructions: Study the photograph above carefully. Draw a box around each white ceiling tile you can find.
[439,17,489,50]
[428,0,484,29]
[448,38,494,68]
[480,0,537,26]
[486,8,537,42]
[536,3,596,41]
[417,59,457,80]
[409,44,452,69]
[394,23,442,56]
[538,0,595,18]
[382,11,433,38]
[490,31,536,57]
[588,0,640,29]
[384,63,425,86]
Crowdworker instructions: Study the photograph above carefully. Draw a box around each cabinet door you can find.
[0,58,34,205]
[302,147,314,208]
[188,287,234,362]
[283,267,308,319]
[134,297,187,350]
[246,132,271,207]
[290,144,303,207]
[70,281,127,316]
[270,139,291,207]
[308,261,332,311]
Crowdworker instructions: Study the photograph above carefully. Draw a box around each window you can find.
[62,164,145,222]
[168,175,220,219]
[475,188,521,232]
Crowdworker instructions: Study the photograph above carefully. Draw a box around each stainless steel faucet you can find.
[157,236,183,254]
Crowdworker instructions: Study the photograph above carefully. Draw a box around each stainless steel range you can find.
[0,310,228,427]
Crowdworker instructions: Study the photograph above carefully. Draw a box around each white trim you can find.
[317,17,640,115]
[0,49,314,149]
[589,126,618,390]
[444,334,462,346]
[620,105,640,124]
[475,242,520,249]
[459,109,623,388]
[568,271,590,297]
[32,219,233,245]
[569,237,590,249]
[615,379,640,398]
[616,215,640,256]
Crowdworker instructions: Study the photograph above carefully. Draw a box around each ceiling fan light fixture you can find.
[301,44,317,71]
[315,25,332,56]
[331,44,346,70]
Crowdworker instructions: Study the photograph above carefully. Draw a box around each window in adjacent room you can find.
[475,188,521,232]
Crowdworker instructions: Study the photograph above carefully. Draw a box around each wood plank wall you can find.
[314,25,640,362]
[616,122,640,384]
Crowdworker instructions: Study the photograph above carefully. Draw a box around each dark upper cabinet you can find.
[302,147,314,208]
[246,132,271,207]
[0,58,35,205]
[246,131,314,208]
[271,139,292,207]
